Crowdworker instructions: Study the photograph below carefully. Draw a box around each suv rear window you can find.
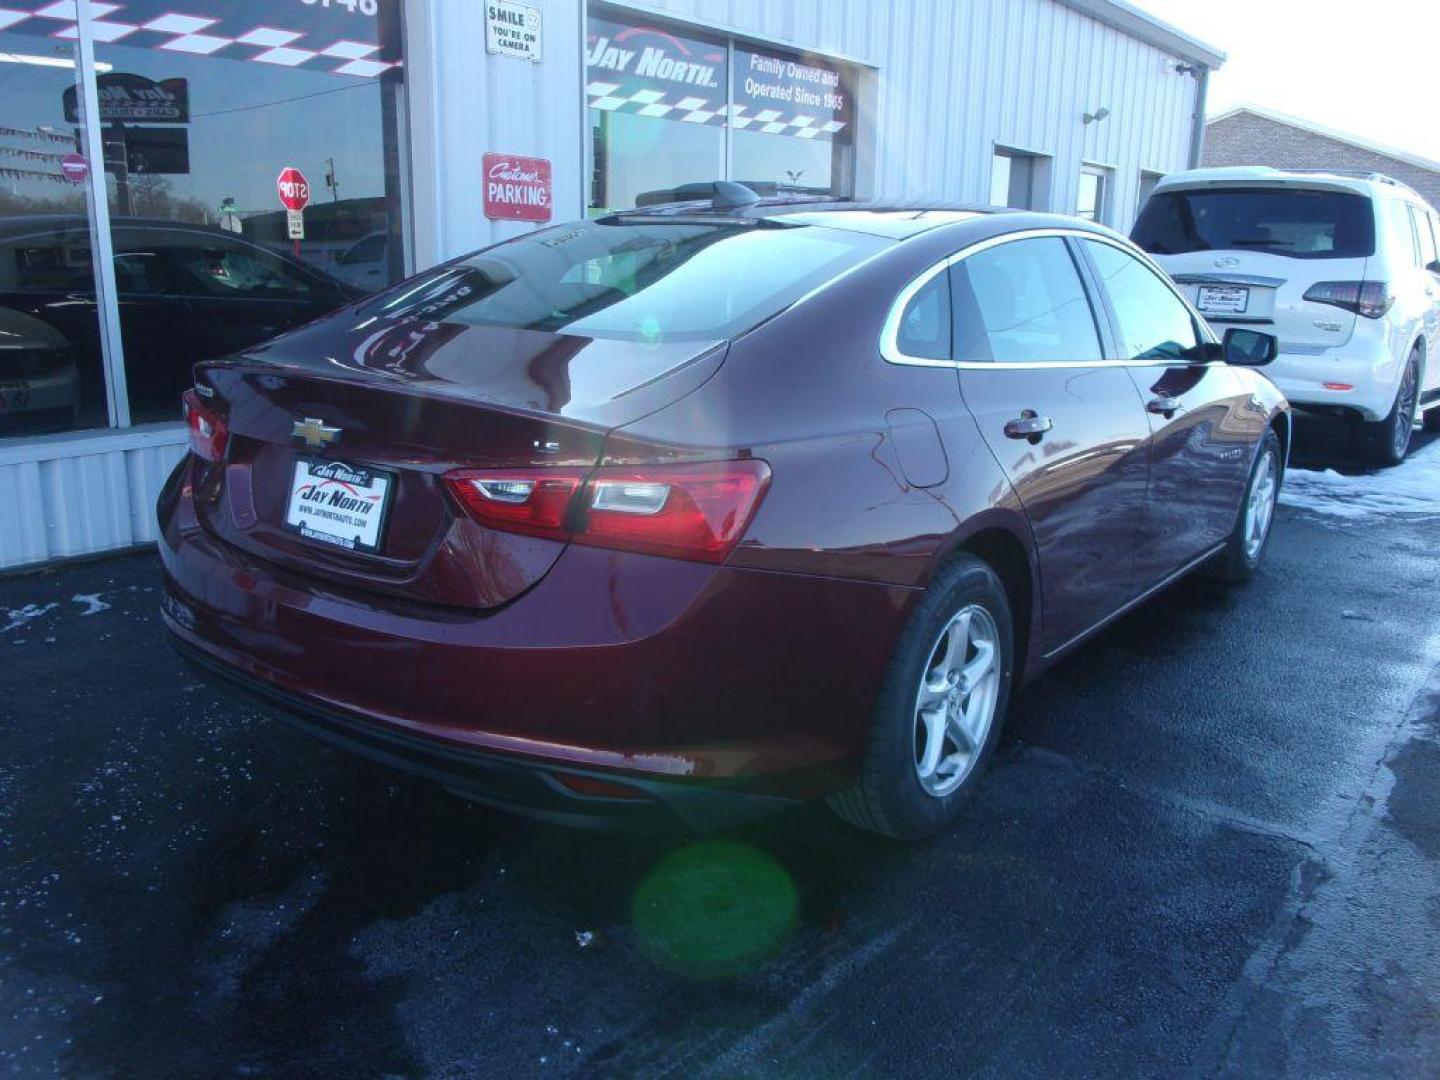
[1132,188,1376,259]
[367,219,889,342]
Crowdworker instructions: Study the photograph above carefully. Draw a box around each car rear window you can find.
[366,219,889,342]
[1132,188,1376,259]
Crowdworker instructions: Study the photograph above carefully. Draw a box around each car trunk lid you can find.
[192,316,726,609]
[1136,181,1376,352]
[1160,249,1367,352]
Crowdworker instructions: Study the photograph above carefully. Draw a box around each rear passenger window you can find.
[1409,206,1438,269]
[1083,240,1202,363]
[895,269,952,360]
[949,237,1102,363]
[1386,200,1421,266]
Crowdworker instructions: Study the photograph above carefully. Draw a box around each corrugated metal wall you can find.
[2,0,1203,571]
[0,430,185,570]
[417,0,1201,264]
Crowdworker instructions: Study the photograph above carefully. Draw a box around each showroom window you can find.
[0,0,407,438]
[585,5,856,212]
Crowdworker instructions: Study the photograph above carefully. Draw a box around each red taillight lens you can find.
[443,469,586,540]
[181,389,228,463]
[444,459,771,563]
[1303,281,1393,319]
[579,461,771,563]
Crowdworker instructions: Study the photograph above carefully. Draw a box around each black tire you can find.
[1424,405,1440,433]
[826,554,1015,841]
[1358,350,1420,467]
[1205,429,1282,584]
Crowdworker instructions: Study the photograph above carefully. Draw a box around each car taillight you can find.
[181,389,228,463]
[444,460,771,564]
[1303,281,1393,319]
[444,469,586,540]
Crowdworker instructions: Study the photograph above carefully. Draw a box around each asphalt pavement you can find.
[3,429,1440,1078]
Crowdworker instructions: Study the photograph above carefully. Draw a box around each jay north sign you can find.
[585,13,851,141]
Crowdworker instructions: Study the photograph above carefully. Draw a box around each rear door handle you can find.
[1147,396,1183,417]
[1004,411,1053,442]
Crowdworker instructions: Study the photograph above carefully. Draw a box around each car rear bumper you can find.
[158,459,916,819]
[174,636,798,832]
[1266,338,1402,421]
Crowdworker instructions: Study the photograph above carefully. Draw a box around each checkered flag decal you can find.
[587,81,847,141]
[0,2,397,78]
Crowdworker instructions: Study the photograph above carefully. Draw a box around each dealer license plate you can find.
[284,457,393,554]
[1197,285,1250,314]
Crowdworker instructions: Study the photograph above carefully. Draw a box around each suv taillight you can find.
[1303,281,1393,319]
[181,389,228,463]
[444,460,771,564]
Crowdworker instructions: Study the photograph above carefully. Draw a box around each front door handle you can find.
[1004,411,1053,442]
[1147,396,1183,418]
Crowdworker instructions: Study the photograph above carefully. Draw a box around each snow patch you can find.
[70,594,111,617]
[1280,439,1440,520]
[1,603,59,635]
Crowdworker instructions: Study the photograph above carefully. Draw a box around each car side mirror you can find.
[1222,327,1277,367]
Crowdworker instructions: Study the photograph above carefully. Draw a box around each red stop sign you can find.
[276,167,310,212]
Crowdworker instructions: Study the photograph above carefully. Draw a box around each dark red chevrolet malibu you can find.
[159,196,1289,839]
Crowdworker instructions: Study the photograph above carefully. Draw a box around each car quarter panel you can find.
[602,222,1027,592]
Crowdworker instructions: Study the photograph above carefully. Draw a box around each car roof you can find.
[602,199,1123,243]
[1153,166,1428,204]
[0,213,247,239]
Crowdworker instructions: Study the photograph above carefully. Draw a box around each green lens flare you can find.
[639,315,663,345]
[631,840,798,980]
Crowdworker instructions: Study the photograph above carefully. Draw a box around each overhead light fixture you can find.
[1083,108,1111,125]
[0,51,113,72]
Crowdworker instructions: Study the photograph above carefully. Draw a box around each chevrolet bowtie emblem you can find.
[293,417,341,449]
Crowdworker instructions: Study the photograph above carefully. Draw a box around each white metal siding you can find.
[2,0,1206,571]
[0,430,185,571]
[414,0,1201,263]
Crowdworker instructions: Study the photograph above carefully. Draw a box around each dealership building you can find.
[0,0,1221,570]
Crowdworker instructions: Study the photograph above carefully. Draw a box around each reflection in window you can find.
[0,6,108,438]
[586,7,855,211]
[373,220,886,342]
[1083,240,1200,362]
[951,238,1102,363]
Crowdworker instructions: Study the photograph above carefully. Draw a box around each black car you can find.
[0,216,361,427]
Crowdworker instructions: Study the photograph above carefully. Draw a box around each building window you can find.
[0,1,408,439]
[990,148,1047,210]
[586,5,856,212]
[1077,165,1111,224]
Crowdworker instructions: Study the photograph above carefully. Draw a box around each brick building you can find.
[1204,105,1440,208]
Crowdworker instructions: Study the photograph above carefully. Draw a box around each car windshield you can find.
[363,219,890,341]
[1132,187,1377,259]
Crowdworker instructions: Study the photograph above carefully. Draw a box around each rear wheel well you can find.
[958,528,1033,679]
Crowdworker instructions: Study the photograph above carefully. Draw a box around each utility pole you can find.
[324,157,338,203]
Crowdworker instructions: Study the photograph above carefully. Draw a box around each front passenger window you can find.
[1082,240,1202,362]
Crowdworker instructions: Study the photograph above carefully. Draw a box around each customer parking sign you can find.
[482,153,552,222]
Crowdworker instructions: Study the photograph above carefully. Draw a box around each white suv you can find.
[1133,166,1440,466]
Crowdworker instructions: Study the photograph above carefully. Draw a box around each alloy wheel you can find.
[912,605,1001,798]
[1393,359,1419,459]
[1244,450,1278,560]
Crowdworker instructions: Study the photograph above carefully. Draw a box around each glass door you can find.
[0,1,115,436]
